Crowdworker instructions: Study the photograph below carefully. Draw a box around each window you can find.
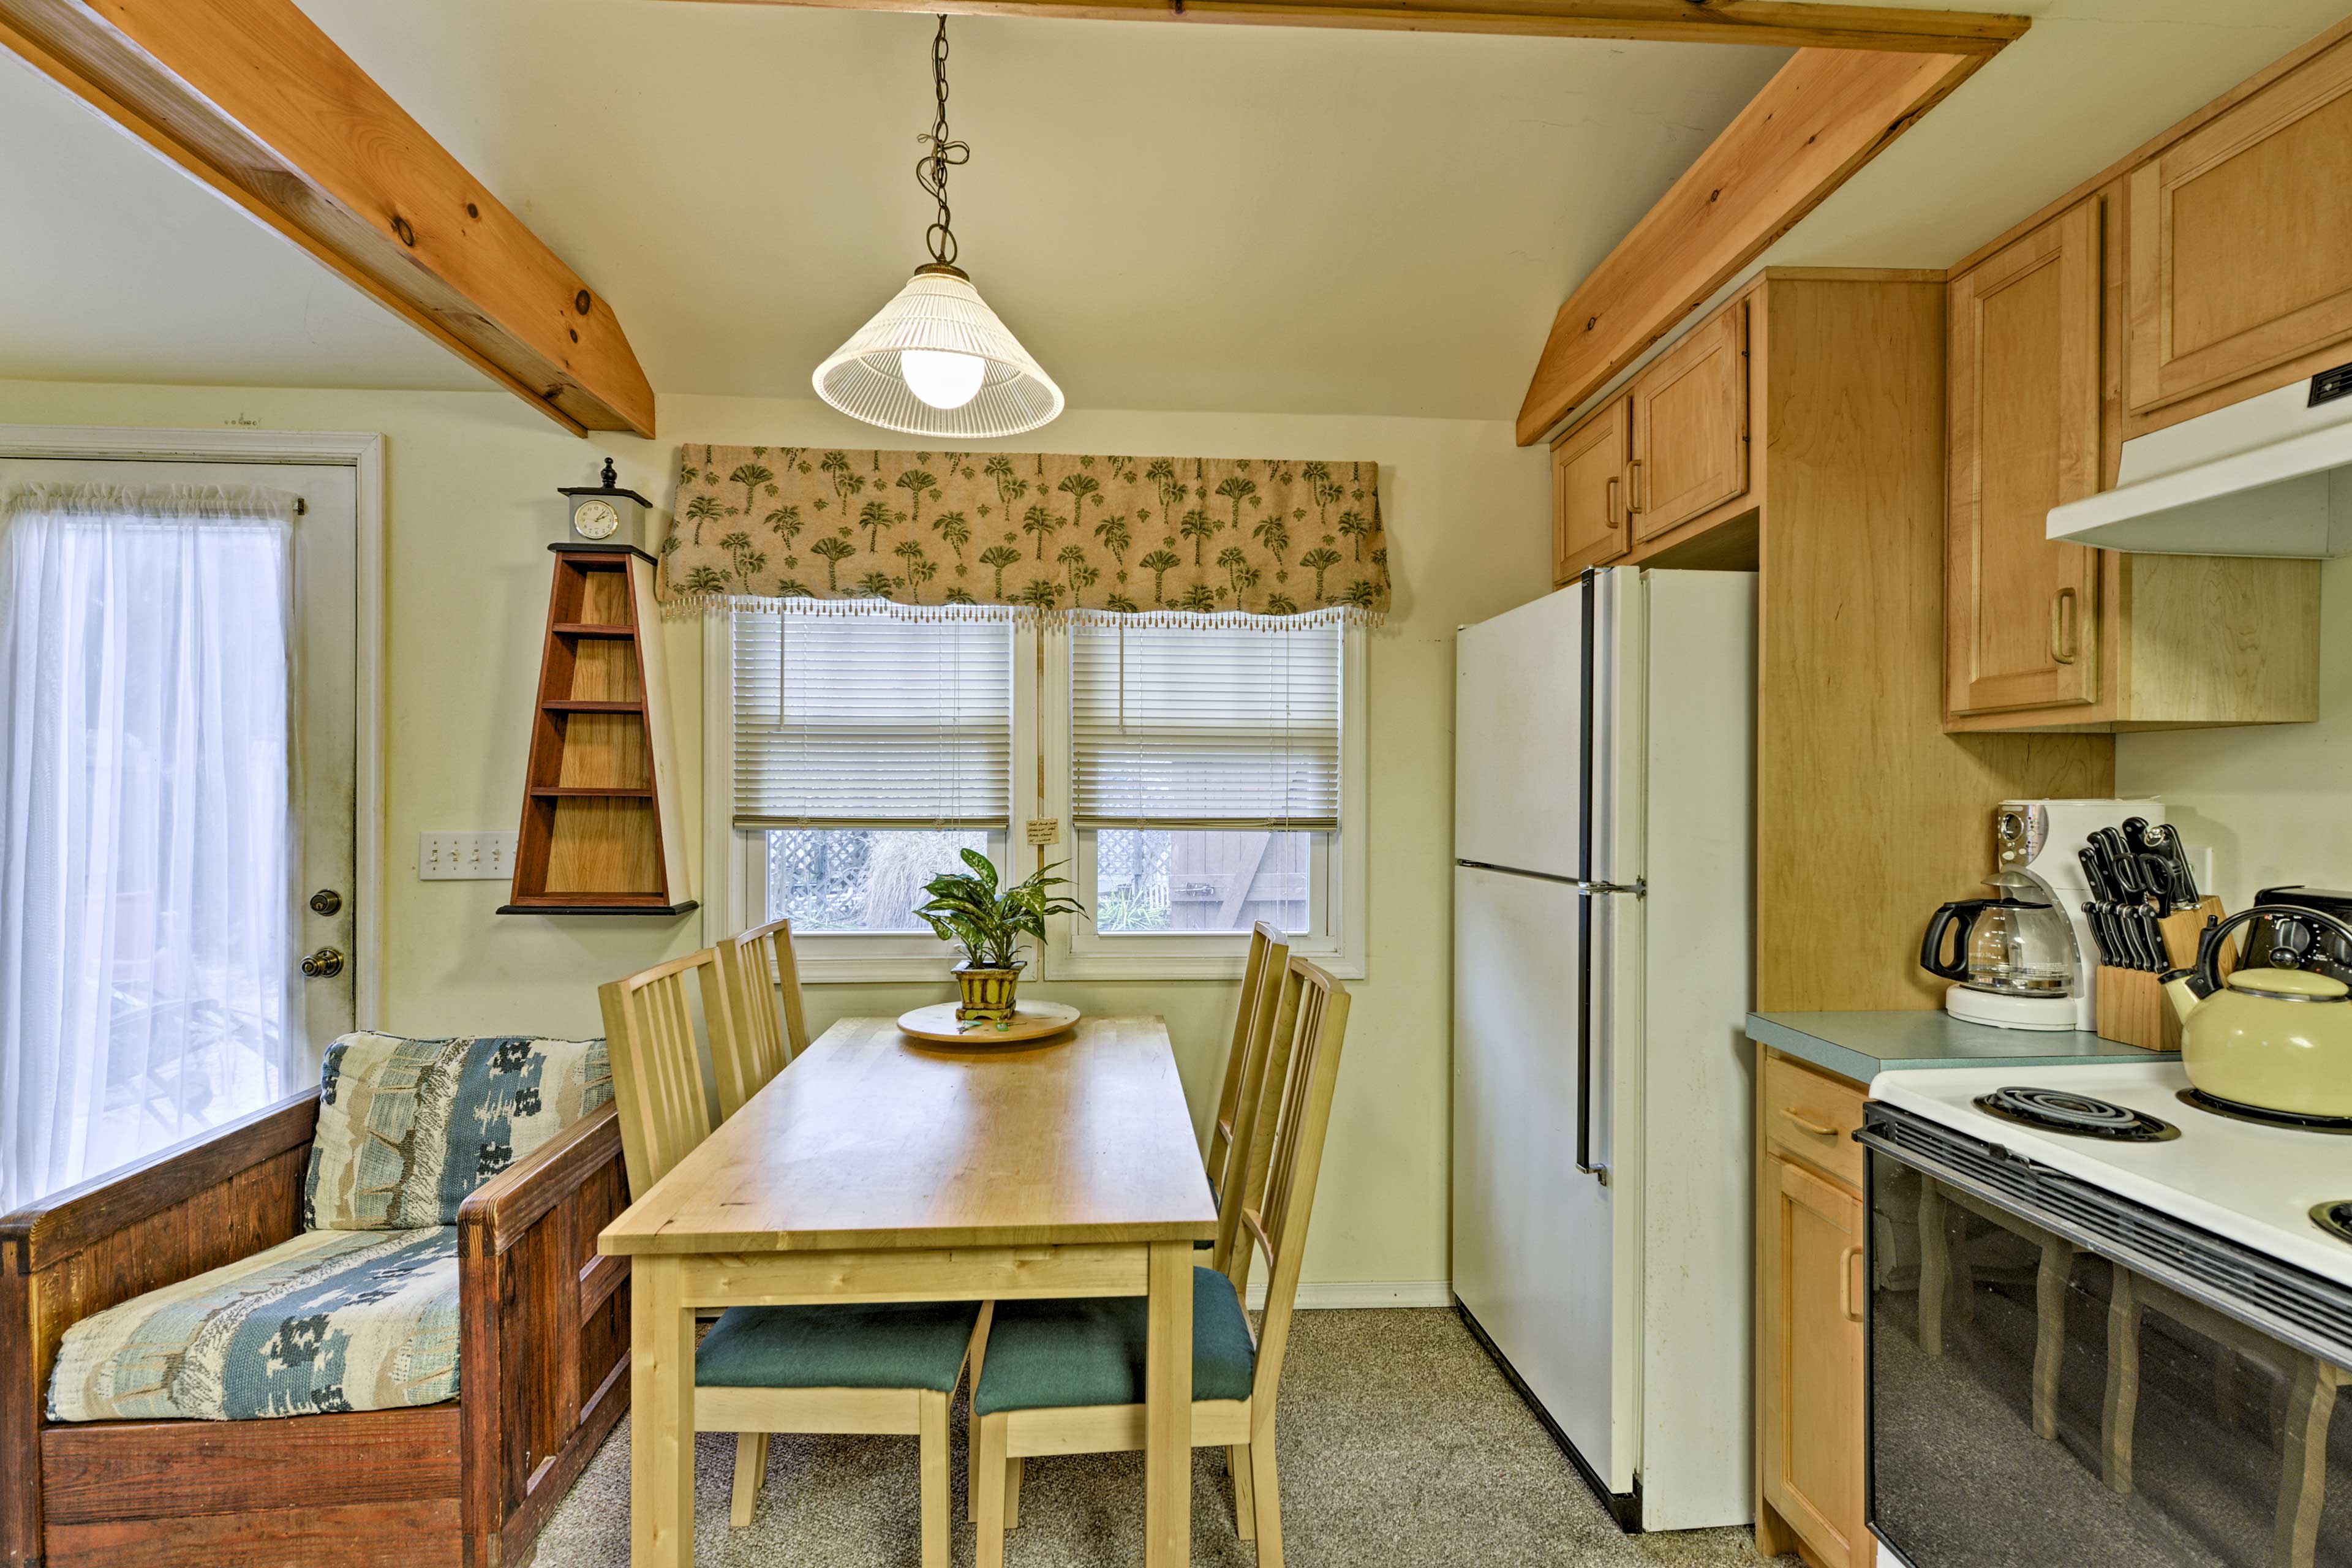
[716,609,1017,978]
[1049,620,1365,979]
[707,608,1363,981]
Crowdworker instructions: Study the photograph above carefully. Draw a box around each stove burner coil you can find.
[2179,1088,2352,1136]
[1974,1085,2182,1142]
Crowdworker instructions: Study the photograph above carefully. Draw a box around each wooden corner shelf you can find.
[504,545,693,916]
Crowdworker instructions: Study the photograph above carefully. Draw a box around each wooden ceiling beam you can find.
[677,0,2026,53]
[1515,44,1994,446]
[0,0,655,437]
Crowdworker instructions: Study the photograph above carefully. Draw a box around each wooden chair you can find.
[1918,1177,2078,1439]
[598,952,979,1561]
[1205,922,1290,1215]
[712,916,812,1120]
[2103,1265,2343,1568]
[965,957,1351,1568]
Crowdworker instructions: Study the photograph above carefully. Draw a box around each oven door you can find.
[1862,1125,2352,1568]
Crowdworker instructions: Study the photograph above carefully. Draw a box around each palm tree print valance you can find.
[658,446,1387,624]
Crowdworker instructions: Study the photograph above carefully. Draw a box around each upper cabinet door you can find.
[1948,201,2105,717]
[1629,301,1749,542]
[2127,40,2352,417]
[1551,396,1630,584]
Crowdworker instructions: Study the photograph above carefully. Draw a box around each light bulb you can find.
[900,348,986,410]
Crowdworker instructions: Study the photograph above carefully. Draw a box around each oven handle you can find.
[1853,1125,2352,1370]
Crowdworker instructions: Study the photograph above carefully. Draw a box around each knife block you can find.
[2095,896,2230,1052]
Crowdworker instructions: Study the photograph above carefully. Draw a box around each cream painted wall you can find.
[0,377,1548,1291]
[2116,554,2352,910]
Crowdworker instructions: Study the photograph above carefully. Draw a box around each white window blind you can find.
[1071,624,1341,830]
[733,612,1011,828]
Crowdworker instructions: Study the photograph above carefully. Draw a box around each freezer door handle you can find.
[1574,566,1608,1185]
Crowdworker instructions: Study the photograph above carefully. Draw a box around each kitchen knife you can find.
[2122,816,2156,858]
[2144,823,2201,907]
[2079,847,2117,904]
[2137,907,2169,971]
[2090,828,2137,895]
[2084,902,2113,967]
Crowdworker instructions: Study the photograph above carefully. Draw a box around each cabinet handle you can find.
[1784,1109,1838,1137]
[1605,476,1621,529]
[1627,458,1645,514]
[1842,1245,1864,1322]
[2049,586,2079,665]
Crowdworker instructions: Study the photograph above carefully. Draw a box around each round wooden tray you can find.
[896,1000,1081,1046]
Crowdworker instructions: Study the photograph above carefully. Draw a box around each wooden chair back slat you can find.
[1215,937,1306,1292]
[1235,957,1350,1409]
[1207,922,1289,1203]
[598,948,736,1198]
[713,917,810,1120]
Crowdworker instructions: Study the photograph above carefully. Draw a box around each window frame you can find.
[703,611,1035,982]
[704,612,1366,983]
[1037,623,1367,981]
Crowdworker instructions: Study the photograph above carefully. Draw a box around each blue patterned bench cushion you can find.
[48,1227,459,1422]
[304,1032,610,1230]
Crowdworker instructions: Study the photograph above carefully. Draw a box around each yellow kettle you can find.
[2163,906,2352,1118]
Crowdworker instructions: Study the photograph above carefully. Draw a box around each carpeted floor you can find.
[533,1307,1795,1566]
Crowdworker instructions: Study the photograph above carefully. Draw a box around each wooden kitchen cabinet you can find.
[1550,395,1630,582]
[1756,1049,1869,1568]
[1947,200,2105,717]
[1945,198,2322,733]
[1629,301,1749,541]
[2126,36,2352,426]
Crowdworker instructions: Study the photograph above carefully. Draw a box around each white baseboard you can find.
[1245,1279,1453,1311]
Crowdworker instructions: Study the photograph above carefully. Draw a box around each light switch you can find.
[420,831,519,881]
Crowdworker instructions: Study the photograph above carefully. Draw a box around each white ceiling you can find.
[0,0,2346,421]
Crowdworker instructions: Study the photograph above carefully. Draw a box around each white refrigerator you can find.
[1452,567,1757,1534]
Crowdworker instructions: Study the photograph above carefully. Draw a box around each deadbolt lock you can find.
[301,948,346,979]
[309,889,344,916]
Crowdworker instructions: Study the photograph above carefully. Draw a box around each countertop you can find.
[1746,1010,2177,1085]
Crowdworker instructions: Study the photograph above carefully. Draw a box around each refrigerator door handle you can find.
[1574,567,1608,1186]
[1575,886,1607,1185]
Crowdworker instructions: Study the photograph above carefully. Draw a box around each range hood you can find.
[2046,371,2352,557]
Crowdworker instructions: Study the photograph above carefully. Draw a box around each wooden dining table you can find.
[598,1012,1218,1567]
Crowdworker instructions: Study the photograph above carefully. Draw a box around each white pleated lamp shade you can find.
[813,264,1065,439]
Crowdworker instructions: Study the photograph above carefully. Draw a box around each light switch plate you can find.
[420,831,519,881]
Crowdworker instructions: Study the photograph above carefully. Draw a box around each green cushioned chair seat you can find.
[973,1267,1255,1417]
[697,1299,984,1393]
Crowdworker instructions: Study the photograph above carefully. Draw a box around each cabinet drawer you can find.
[1762,1051,1865,1190]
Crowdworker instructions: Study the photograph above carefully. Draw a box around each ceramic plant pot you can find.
[955,961,1024,1022]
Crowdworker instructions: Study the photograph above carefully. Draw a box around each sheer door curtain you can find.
[0,483,304,1214]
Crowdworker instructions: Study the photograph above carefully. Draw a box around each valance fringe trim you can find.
[666,591,1383,632]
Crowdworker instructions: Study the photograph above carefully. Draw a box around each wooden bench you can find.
[1,1088,630,1568]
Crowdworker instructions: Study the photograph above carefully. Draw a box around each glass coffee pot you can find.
[1920,870,2082,1029]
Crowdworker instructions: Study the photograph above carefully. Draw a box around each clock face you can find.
[573,497,622,541]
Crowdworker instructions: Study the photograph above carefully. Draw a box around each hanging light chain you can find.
[915,16,970,268]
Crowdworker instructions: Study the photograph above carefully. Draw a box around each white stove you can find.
[1870,1058,2352,1289]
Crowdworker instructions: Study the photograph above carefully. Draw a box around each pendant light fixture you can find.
[814,18,1063,438]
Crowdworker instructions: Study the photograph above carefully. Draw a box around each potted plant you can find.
[915,850,1087,1021]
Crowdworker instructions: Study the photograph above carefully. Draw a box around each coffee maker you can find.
[1985,798,2167,1031]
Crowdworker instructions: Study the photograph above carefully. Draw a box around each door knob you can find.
[301,947,346,979]
[309,888,344,916]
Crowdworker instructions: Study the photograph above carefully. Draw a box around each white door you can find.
[1455,587,1582,880]
[1452,864,1617,1483]
[0,456,356,1203]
